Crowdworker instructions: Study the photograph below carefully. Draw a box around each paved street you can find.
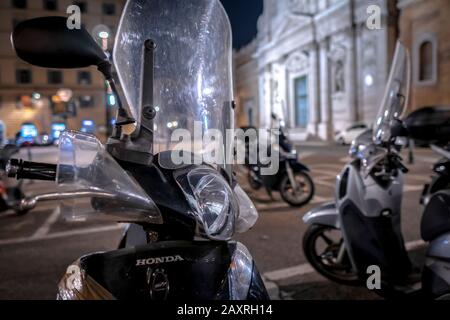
[0,145,439,299]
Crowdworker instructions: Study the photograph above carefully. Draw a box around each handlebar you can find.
[6,159,57,181]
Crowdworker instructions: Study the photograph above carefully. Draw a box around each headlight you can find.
[228,242,254,300]
[234,185,258,233]
[177,167,238,241]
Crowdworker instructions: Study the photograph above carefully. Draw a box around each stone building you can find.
[0,0,125,140]
[234,0,399,141]
[398,0,450,112]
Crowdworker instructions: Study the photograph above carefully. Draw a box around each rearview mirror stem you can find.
[97,60,136,138]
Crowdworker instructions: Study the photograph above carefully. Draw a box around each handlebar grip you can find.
[6,159,57,181]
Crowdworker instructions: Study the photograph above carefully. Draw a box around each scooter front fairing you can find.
[57,241,268,300]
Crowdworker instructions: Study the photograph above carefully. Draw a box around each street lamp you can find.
[93,24,111,51]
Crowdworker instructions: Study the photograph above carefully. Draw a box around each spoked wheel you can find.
[279,171,314,207]
[303,224,360,285]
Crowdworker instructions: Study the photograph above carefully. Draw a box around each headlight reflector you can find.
[178,168,238,240]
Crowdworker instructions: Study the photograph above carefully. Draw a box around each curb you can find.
[262,276,281,300]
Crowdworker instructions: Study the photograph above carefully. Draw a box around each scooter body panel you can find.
[303,201,339,229]
[336,163,412,282]
[428,233,450,260]
[422,255,450,299]
[58,241,268,301]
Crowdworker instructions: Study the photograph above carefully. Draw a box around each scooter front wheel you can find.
[279,171,314,207]
[303,224,360,286]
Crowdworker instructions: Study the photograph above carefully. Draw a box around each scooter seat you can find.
[421,190,450,241]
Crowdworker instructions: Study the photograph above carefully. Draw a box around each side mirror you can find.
[12,16,107,69]
[12,16,135,128]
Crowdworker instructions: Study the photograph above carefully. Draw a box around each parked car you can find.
[334,123,368,145]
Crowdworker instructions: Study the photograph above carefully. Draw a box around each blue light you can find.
[107,94,116,106]
[21,124,38,138]
[51,123,66,139]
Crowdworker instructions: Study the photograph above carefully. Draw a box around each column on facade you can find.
[257,65,273,128]
[318,39,332,141]
[271,62,287,123]
[346,29,359,124]
[308,44,321,136]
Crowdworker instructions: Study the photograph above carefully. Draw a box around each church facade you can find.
[234,0,399,141]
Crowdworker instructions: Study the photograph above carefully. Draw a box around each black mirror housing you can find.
[12,16,107,69]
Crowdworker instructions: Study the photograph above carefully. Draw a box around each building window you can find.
[79,95,94,108]
[294,76,309,128]
[102,3,116,15]
[247,108,254,126]
[43,0,58,11]
[419,42,433,81]
[414,33,438,86]
[12,0,27,9]
[73,1,87,13]
[78,71,92,85]
[16,69,32,84]
[48,71,63,84]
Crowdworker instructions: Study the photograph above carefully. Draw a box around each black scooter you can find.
[420,142,450,206]
[7,0,268,301]
[244,113,314,207]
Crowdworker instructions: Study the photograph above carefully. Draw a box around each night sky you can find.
[220,0,263,50]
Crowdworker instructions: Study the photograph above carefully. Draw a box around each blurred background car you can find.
[334,123,369,145]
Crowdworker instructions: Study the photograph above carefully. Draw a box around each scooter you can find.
[7,0,268,300]
[420,141,450,206]
[244,113,315,207]
[302,42,450,299]
[0,144,28,215]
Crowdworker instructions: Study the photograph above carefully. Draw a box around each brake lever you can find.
[19,189,117,212]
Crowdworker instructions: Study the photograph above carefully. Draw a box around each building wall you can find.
[0,0,125,140]
[235,0,398,141]
[398,0,450,111]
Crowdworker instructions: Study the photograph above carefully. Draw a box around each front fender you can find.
[302,201,339,229]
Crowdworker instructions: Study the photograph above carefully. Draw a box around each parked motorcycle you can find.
[243,113,315,207]
[418,125,450,206]
[7,0,268,300]
[0,144,28,215]
[302,41,450,299]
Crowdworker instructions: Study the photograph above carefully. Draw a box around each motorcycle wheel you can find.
[303,224,360,286]
[279,171,314,207]
[247,170,262,190]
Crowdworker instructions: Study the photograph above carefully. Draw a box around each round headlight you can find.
[187,168,238,240]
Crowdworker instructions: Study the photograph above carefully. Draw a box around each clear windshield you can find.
[373,41,411,144]
[113,0,233,171]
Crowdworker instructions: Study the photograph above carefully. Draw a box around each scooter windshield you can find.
[113,0,234,173]
[373,41,411,144]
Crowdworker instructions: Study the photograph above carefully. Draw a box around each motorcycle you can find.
[302,41,450,299]
[243,113,315,207]
[7,0,268,300]
[419,135,450,206]
[0,144,28,215]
